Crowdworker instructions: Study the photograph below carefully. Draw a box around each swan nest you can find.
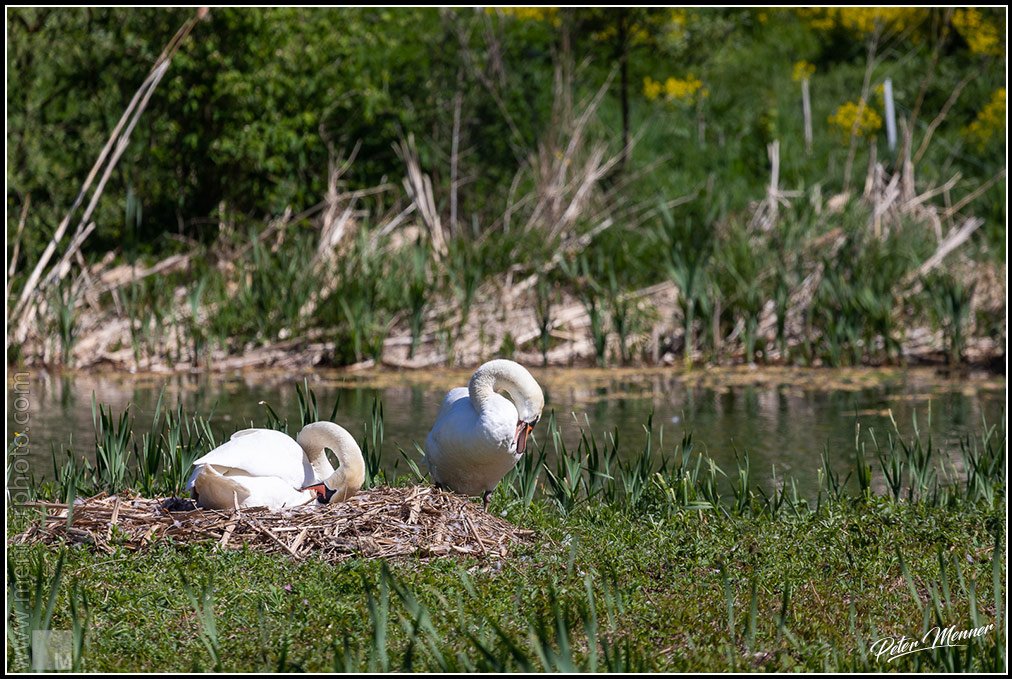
[13,486,533,562]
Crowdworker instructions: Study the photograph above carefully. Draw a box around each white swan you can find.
[424,359,544,506]
[187,421,365,511]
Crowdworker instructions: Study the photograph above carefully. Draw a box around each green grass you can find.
[6,497,1004,672]
[6,386,1007,672]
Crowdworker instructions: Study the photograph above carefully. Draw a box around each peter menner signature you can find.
[871,623,996,663]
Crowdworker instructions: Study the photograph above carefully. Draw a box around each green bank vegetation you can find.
[7,8,1006,370]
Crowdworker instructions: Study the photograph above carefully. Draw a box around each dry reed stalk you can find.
[450,88,464,236]
[6,196,30,302]
[10,10,207,343]
[316,142,362,262]
[903,216,985,288]
[913,73,972,165]
[750,140,800,232]
[396,135,448,260]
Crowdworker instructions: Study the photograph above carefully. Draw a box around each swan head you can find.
[514,381,545,425]
[514,413,541,455]
[297,421,366,503]
[469,359,545,455]
[511,377,543,455]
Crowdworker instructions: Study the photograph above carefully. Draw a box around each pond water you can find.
[6,367,1006,495]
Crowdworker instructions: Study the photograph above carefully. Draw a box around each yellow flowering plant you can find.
[952,8,1004,57]
[488,7,561,28]
[644,75,706,104]
[796,8,928,36]
[792,61,815,83]
[643,77,663,101]
[964,88,1006,149]
[828,99,882,140]
[874,82,886,106]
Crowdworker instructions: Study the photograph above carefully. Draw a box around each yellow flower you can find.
[665,75,703,101]
[792,60,815,83]
[489,7,561,28]
[828,99,882,140]
[645,74,706,104]
[874,82,886,105]
[629,25,651,44]
[952,9,1004,56]
[643,76,663,101]
[964,88,1006,148]
[796,8,927,37]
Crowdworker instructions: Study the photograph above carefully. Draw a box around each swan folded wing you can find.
[190,429,314,488]
[224,474,313,509]
[192,465,252,509]
[433,387,470,422]
[425,395,520,496]
[432,394,517,452]
[193,466,311,510]
[428,396,476,450]
[425,396,469,479]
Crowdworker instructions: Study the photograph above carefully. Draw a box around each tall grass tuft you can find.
[405,241,430,359]
[360,398,385,488]
[7,550,89,671]
[179,570,222,671]
[562,252,608,366]
[923,271,976,366]
[48,279,78,366]
[652,203,714,365]
[534,275,555,367]
[133,389,166,497]
[90,395,132,493]
[718,226,767,363]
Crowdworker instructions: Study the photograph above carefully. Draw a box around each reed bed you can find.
[7,12,1004,374]
[13,486,531,563]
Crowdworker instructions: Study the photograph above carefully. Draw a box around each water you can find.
[7,367,1005,494]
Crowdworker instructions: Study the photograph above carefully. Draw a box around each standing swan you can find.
[424,359,544,507]
[187,421,365,511]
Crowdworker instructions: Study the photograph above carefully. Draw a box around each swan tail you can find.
[192,465,250,510]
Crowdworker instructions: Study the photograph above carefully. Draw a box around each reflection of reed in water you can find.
[9,368,1003,496]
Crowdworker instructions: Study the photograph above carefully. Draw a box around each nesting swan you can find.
[187,422,365,511]
[424,359,544,506]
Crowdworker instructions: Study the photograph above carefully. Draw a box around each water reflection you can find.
[7,368,1005,494]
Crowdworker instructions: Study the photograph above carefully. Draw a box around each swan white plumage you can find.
[424,359,544,506]
[186,421,365,510]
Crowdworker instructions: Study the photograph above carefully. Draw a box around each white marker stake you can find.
[884,78,897,153]
[802,78,813,154]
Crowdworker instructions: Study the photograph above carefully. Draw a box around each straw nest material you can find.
[12,486,533,563]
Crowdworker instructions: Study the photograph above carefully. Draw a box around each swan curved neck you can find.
[297,423,366,494]
[468,359,543,421]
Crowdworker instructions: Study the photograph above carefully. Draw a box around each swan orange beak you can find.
[515,421,535,454]
[303,482,336,503]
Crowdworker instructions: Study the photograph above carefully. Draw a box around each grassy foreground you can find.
[6,389,1008,672]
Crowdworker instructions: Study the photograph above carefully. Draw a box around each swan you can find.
[186,421,365,511]
[424,359,544,507]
